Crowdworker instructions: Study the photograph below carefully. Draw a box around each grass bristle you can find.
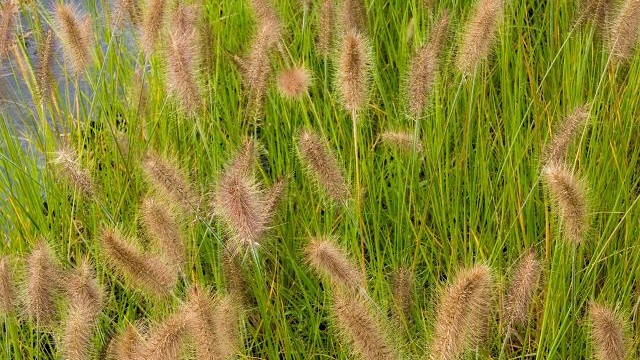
[108,324,142,360]
[542,163,589,245]
[0,1,16,59]
[332,291,397,360]
[339,0,367,34]
[55,4,92,75]
[297,129,350,202]
[25,241,59,325]
[337,31,371,115]
[141,197,186,273]
[242,23,278,118]
[305,237,364,292]
[140,0,166,56]
[455,0,504,75]
[391,266,414,322]
[141,152,200,215]
[317,0,335,56]
[379,130,423,153]
[36,29,55,105]
[543,105,589,167]
[430,264,493,360]
[277,66,311,99]
[112,0,142,30]
[503,250,541,328]
[589,302,628,360]
[139,310,192,360]
[0,256,15,316]
[608,0,640,61]
[100,227,177,297]
[406,11,449,118]
[51,145,95,197]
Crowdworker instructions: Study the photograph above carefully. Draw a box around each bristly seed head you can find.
[337,31,371,116]
[277,66,311,99]
[0,256,15,316]
[589,301,628,360]
[543,105,589,167]
[25,241,60,326]
[51,145,95,197]
[140,0,166,56]
[55,4,92,75]
[503,250,541,329]
[305,237,365,292]
[455,0,504,75]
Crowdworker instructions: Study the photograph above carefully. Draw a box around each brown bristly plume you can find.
[243,23,278,117]
[60,260,103,360]
[576,0,613,30]
[430,264,493,360]
[589,302,628,360]
[317,0,334,56]
[166,4,201,114]
[36,29,54,105]
[141,197,185,272]
[140,0,166,56]
[250,0,282,37]
[297,129,350,202]
[0,1,16,59]
[542,163,588,245]
[339,0,367,34]
[407,11,450,118]
[112,0,142,30]
[55,4,92,75]
[379,130,423,153]
[109,324,142,360]
[455,0,504,75]
[185,285,240,360]
[221,249,248,304]
[305,237,364,292]
[139,310,192,360]
[0,256,15,316]
[264,176,287,216]
[51,145,95,196]
[391,266,414,322]
[608,0,640,62]
[337,31,371,115]
[142,152,200,214]
[25,241,59,325]
[277,66,311,99]
[543,105,589,167]
[503,250,540,329]
[213,139,270,250]
[100,227,177,297]
[333,291,397,360]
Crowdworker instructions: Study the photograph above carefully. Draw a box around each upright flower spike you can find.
[305,237,365,292]
[36,29,55,105]
[339,0,367,34]
[25,241,60,325]
[142,152,201,215]
[140,0,166,56]
[502,250,541,329]
[589,302,628,360]
[455,0,504,75]
[277,66,311,99]
[141,197,186,273]
[543,164,589,245]
[0,257,15,316]
[0,1,16,59]
[316,0,334,56]
[608,0,640,62]
[55,4,92,75]
[337,31,371,116]
[543,105,589,167]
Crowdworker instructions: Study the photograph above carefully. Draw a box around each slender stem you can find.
[351,110,364,272]
[570,244,577,359]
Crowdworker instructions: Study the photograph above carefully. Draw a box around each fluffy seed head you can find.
[140,0,166,56]
[391,266,414,322]
[577,0,615,31]
[213,140,270,250]
[317,0,335,56]
[305,237,364,292]
[589,302,628,360]
[109,324,142,360]
[455,0,504,75]
[264,176,288,216]
[60,307,97,360]
[379,130,423,153]
[242,24,278,117]
[166,4,201,114]
[277,66,311,99]
[608,0,640,61]
[112,0,142,30]
[100,227,177,297]
[36,29,55,105]
[25,241,59,325]
[142,152,200,215]
[55,4,92,75]
[51,146,94,197]
[339,0,367,34]
[140,311,192,360]
[0,257,15,316]
[0,2,16,59]
[333,291,397,360]
[221,249,248,304]
[297,129,350,202]
[430,264,493,360]
[250,0,283,38]
[543,164,589,245]
[503,250,541,328]
[337,31,371,115]
[543,105,589,167]
[141,197,185,272]
[406,11,449,118]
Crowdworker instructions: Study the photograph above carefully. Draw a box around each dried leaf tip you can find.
[543,105,589,167]
[608,0,640,62]
[589,302,628,360]
[55,4,92,75]
[277,66,311,99]
[51,145,95,197]
[305,237,364,292]
[456,0,504,75]
[25,241,60,325]
[337,31,371,115]
[333,291,398,360]
[430,264,493,360]
[297,129,350,202]
[542,164,589,245]
[503,250,540,329]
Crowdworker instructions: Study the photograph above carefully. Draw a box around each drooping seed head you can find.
[608,0,640,62]
[305,237,365,292]
[503,250,541,328]
[25,241,60,325]
[142,152,200,215]
[140,0,166,56]
[100,227,177,297]
[543,105,589,167]
[332,291,397,360]
[589,302,628,360]
[297,129,350,202]
[379,130,423,153]
[277,66,311,99]
[542,164,589,245]
[337,31,371,115]
[455,0,504,75]
[430,264,494,360]
[55,4,92,75]
[141,197,185,272]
